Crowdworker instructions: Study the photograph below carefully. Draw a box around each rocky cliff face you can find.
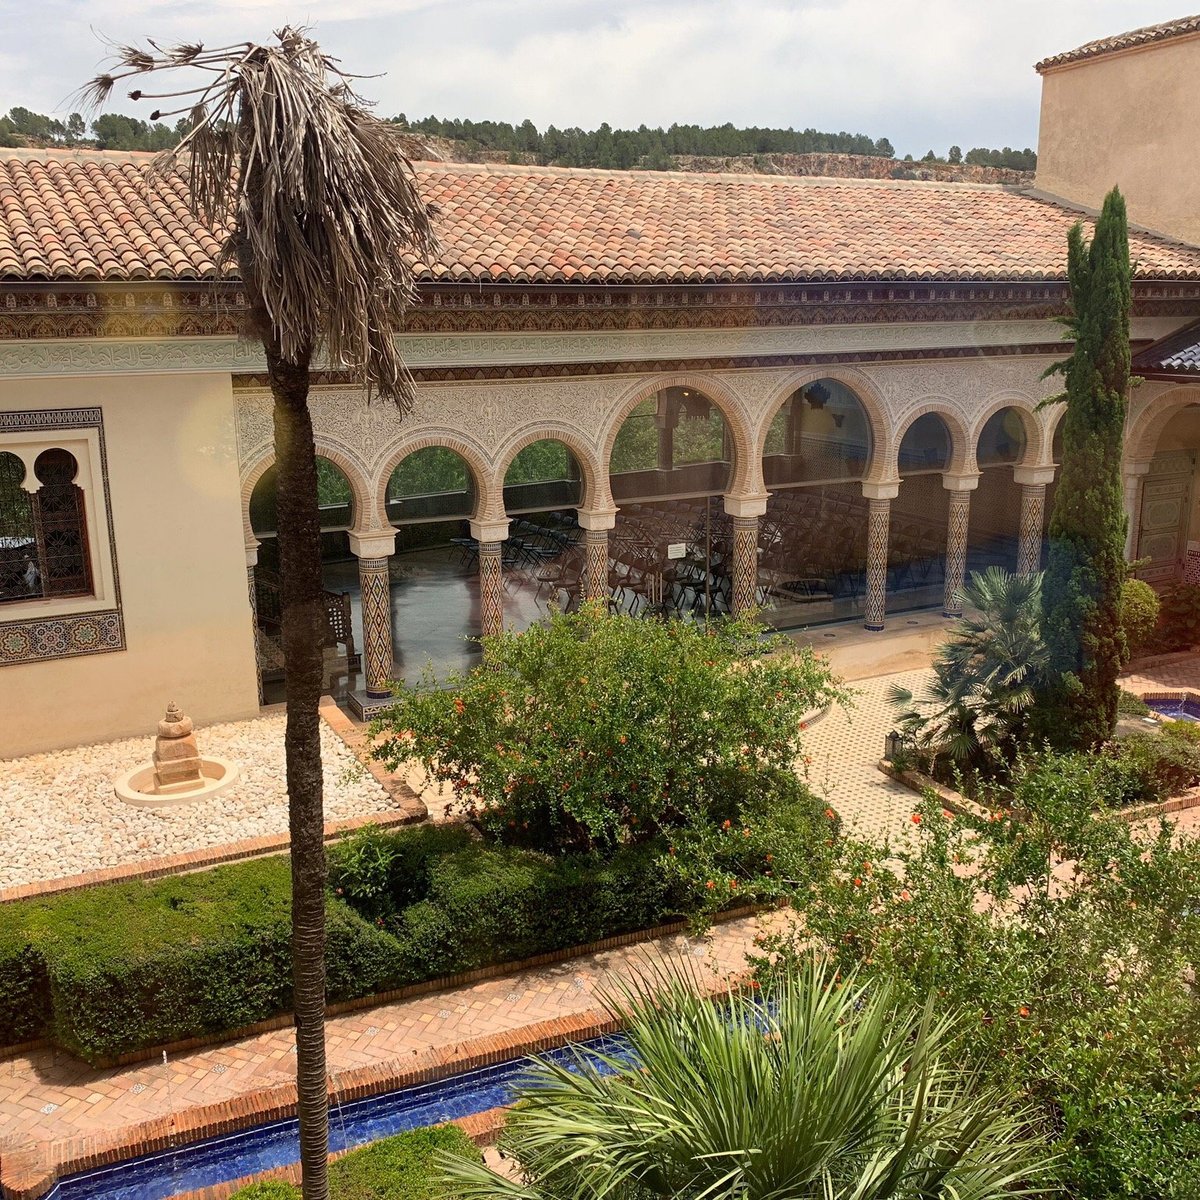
[415,140,1032,185]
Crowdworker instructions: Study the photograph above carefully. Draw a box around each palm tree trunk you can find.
[234,122,332,1195]
[270,346,331,1200]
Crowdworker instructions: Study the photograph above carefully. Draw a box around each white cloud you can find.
[0,0,1186,156]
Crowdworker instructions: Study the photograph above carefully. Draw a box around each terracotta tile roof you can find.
[4,151,1200,286]
[1133,320,1200,377]
[1036,13,1200,72]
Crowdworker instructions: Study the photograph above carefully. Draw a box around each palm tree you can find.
[84,31,438,1200]
[889,567,1048,768]
[444,958,1051,1200]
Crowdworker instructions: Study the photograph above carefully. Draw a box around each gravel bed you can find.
[0,713,398,889]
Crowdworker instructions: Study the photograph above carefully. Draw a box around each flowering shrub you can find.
[759,753,1200,1198]
[372,606,843,861]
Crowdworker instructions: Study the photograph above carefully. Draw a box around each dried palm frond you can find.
[80,25,441,412]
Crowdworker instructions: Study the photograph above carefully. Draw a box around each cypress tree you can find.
[1035,187,1132,749]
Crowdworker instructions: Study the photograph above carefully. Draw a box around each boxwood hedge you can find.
[0,825,687,1064]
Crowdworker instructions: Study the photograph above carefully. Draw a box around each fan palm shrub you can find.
[442,959,1052,1200]
[889,567,1048,770]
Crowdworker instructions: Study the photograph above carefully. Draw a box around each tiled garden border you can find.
[878,759,1200,824]
[0,926,758,1200]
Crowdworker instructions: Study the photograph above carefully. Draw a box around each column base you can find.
[864,622,885,633]
[941,609,963,619]
[346,688,396,721]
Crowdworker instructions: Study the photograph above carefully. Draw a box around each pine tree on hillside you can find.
[1034,186,1132,749]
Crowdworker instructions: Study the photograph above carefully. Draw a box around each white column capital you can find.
[470,518,511,544]
[1122,460,1153,479]
[1013,465,1057,487]
[576,508,617,532]
[348,528,397,560]
[245,539,260,568]
[862,480,900,502]
[723,493,769,519]
[942,472,981,492]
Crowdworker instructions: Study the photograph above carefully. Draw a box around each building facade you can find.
[4,17,1200,756]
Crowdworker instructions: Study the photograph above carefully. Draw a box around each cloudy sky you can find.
[0,0,1186,157]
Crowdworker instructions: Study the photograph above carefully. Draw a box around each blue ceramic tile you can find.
[44,1032,635,1200]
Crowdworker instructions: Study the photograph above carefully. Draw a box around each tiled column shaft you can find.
[1017,484,1047,575]
[864,498,891,632]
[247,562,264,706]
[582,528,608,602]
[358,557,394,699]
[731,515,759,615]
[942,490,971,618]
[479,541,505,639]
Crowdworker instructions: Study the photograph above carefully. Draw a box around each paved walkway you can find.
[0,913,777,1189]
[804,667,930,842]
[1121,653,1200,696]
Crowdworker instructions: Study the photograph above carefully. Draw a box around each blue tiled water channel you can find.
[44,1034,635,1200]
[1146,696,1200,722]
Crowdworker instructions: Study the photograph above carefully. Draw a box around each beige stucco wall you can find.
[0,372,259,756]
[1036,33,1200,246]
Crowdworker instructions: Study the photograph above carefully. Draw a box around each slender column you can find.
[478,542,504,638]
[865,500,891,631]
[246,541,264,706]
[583,528,609,602]
[655,393,678,471]
[1122,461,1151,562]
[349,530,397,700]
[358,558,394,698]
[942,491,972,617]
[1017,486,1046,574]
[941,473,978,619]
[730,516,760,615]
[862,482,898,632]
[724,495,767,617]
[577,508,617,607]
[471,519,510,642]
[1013,466,1057,575]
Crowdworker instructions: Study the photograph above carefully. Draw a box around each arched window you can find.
[0,448,92,602]
[970,408,1030,574]
[503,440,582,512]
[249,457,356,537]
[610,388,732,499]
[898,413,951,474]
[977,408,1028,467]
[387,447,475,522]
[764,379,873,484]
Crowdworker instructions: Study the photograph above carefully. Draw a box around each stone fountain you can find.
[114,702,240,807]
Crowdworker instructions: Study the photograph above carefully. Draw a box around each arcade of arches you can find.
[242,383,1063,711]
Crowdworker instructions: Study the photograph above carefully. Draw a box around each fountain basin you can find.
[114,757,240,808]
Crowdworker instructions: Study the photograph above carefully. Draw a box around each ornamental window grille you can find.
[0,447,92,603]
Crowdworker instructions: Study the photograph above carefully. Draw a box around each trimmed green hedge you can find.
[231,1124,478,1199]
[0,825,688,1064]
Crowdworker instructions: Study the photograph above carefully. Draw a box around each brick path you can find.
[1120,653,1200,696]
[0,913,778,1194]
[804,668,931,843]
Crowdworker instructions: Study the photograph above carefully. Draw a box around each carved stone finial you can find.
[157,702,194,739]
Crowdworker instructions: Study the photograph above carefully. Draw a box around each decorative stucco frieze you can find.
[2,315,1176,380]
